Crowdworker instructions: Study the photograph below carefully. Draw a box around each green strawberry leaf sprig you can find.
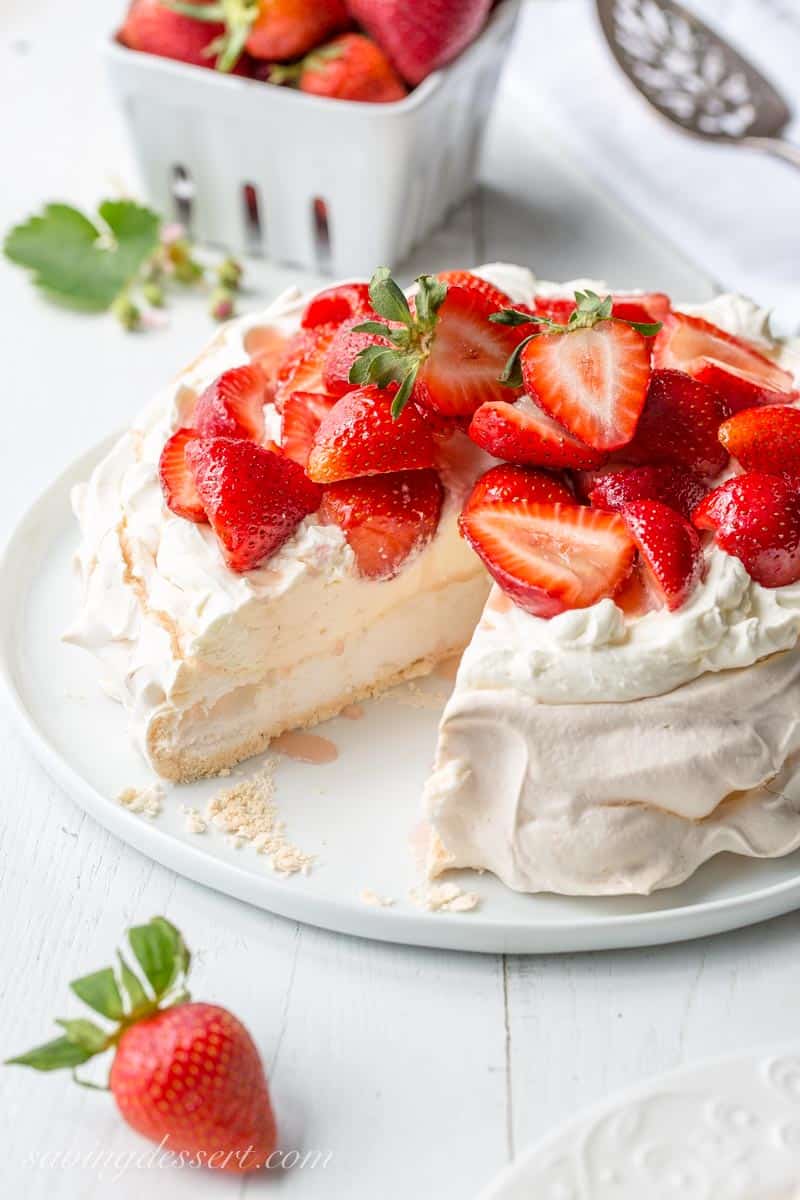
[4,199,244,331]
[6,917,190,1082]
[491,290,663,387]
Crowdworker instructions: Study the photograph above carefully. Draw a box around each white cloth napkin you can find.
[508,0,800,331]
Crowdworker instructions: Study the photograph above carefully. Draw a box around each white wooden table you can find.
[3,2,800,1196]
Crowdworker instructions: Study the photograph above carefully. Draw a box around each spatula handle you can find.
[743,137,800,171]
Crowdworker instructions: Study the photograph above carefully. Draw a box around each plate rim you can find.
[3,438,800,954]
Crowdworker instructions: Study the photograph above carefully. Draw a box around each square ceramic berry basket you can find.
[104,0,521,276]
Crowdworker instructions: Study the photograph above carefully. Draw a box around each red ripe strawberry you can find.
[654,311,794,406]
[319,469,443,579]
[186,438,321,571]
[621,499,703,610]
[693,471,800,587]
[588,464,707,520]
[465,464,573,511]
[301,281,372,329]
[307,385,435,483]
[693,358,797,413]
[7,918,277,1174]
[274,322,337,408]
[323,315,393,396]
[346,0,493,85]
[160,427,206,522]
[521,320,651,451]
[437,270,512,313]
[469,397,607,469]
[281,390,338,466]
[718,405,800,476]
[534,291,670,331]
[621,368,731,479]
[459,500,635,618]
[118,0,229,68]
[275,33,408,103]
[193,364,267,441]
[175,0,349,70]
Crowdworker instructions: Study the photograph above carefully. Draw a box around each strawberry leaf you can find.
[128,916,188,998]
[70,968,124,1021]
[368,267,413,327]
[391,364,419,419]
[500,334,538,387]
[414,275,447,328]
[55,1019,109,1055]
[5,1036,94,1072]
[353,320,396,338]
[4,200,160,313]
[622,318,663,337]
[490,308,541,327]
[117,951,150,1015]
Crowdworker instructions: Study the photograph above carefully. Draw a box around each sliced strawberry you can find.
[301,282,373,329]
[185,438,321,572]
[694,358,798,413]
[468,397,607,470]
[621,499,703,610]
[718,405,800,476]
[613,560,659,618]
[534,292,670,331]
[274,323,337,408]
[319,469,443,580]
[306,384,436,483]
[521,320,651,451]
[621,368,731,479]
[414,285,522,417]
[465,464,573,512]
[693,471,800,588]
[193,364,267,441]
[281,390,338,467]
[159,427,205,522]
[459,500,635,618]
[323,315,393,397]
[654,311,794,400]
[588,464,707,520]
[436,270,512,313]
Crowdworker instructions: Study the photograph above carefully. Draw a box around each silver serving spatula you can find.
[596,0,800,170]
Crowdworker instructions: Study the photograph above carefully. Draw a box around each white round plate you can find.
[480,1046,800,1198]
[4,440,800,954]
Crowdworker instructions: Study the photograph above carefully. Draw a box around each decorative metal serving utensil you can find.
[596,0,800,170]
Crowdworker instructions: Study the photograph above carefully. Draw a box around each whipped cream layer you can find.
[426,649,800,895]
[460,269,800,705]
[67,283,493,779]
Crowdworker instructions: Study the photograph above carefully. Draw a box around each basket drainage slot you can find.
[171,165,194,227]
[312,197,331,272]
[243,183,263,254]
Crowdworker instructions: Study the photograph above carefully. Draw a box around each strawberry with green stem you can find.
[490,290,661,451]
[166,0,349,72]
[349,267,522,420]
[6,917,277,1173]
[269,33,407,103]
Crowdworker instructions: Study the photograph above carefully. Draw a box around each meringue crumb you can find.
[206,760,314,876]
[117,783,165,819]
[181,805,207,834]
[360,889,395,908]
[383,682,447,711]
[411,882,480,913]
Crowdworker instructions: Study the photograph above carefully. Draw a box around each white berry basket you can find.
[104,0,520,276]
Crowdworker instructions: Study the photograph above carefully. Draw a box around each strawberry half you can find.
[621,499,703,611]
[588,464,707,520]
[281,390,338,467]
[718,405,800,476]
[348,269,521,420]
[274,322,337,408]
[468,397,607,469]
[307,384,435,483]
[186,438,321,571]
[459,500,635,618]
[693,471,800,588]
[193,364,267,441]
[654,311,795,408]
[465,463,573,511]
[159,427,206,522]
[519,317,651,451]
[437,270,512,313]
[621,368,731,479]
[319,469,443,580]
[301,281,373,329]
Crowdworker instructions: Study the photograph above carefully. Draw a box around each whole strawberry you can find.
[270,33,408,103]
[6,918,277,1173]
[119,0,235,70]
[345,0,493,85]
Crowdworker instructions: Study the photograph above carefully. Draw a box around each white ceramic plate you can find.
[480,1046,800,1198]
[4,440,800,954]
